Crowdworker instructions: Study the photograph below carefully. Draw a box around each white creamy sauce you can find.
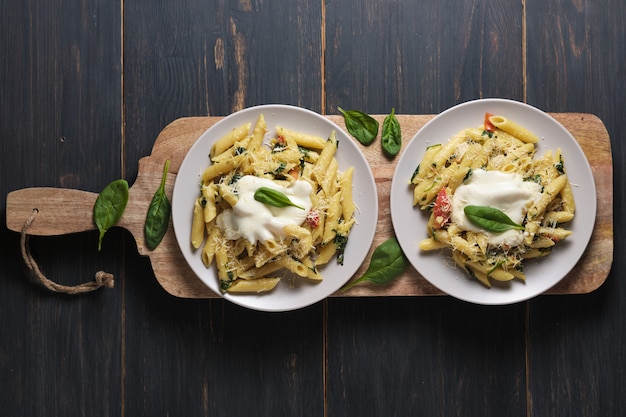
[451,169,542,246]
[216,175,313,244]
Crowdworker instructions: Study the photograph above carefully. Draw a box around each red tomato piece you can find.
[288,167,300,180]
[433,188,452,229]
[484,112,496,133]
[305,209,320,228]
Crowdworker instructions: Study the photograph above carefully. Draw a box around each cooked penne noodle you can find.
[315,241,338,265]
[560,180,576,214]
[217,183,238,208]
[543,210,575,224]
[242,261,284,280]
[201,183,218,223]
[320,158,338,197]
[312,131,338,184]
[489,115,539,143]
[528,174,568,220]
[228,277,281,293]
[340,167,355,221]
[201,225,221,267]
[276,256,311,278]
[276,126,326,149]
[411,144,442,184]
[530,236,556,249]
[211,122,252,158]
[191,198,206,249]
[418,238,448,251]
[248,113,267,152]
[201,154,246,183]
[322,191,342,246]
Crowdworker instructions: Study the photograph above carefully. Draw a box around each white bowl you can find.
[390,98,596,305]
[172,105,378,311]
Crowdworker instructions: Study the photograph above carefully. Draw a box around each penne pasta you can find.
[276,126,326,149]
[340,167,355,221]
[191,198,206,249]
[228,277,281,293]
[322,191,342,247]
[489,115,539,143]
[312,131,338,184]
[411,112,575,288]
[190,114,356,294]
[211,122,252,158]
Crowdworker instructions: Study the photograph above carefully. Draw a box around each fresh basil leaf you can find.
[340,237,409,291]
[464,205,525,233]
[94,179,129,251]
[381,108,401,158]
[254,187,304,210]
[337,107,379,145]
[144,159,172,250]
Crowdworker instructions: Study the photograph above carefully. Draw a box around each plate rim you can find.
[390,98,597,305]
[172,104,379,312]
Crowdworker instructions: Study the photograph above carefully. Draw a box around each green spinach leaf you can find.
[340,237,409,291]
[144,159,172,250]
[464,205,525,233]
[254,187,304,210]
[94,179,129,251]
[338,107,379,145]
[381,108,401,158]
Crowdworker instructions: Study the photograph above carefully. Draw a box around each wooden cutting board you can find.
[6,113,613,299]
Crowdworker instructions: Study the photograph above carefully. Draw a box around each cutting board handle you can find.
[6,188,99,236]
[7,158,172,250]
[6,187,119,295]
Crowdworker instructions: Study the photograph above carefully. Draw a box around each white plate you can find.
[172,104,378,312]
[390,98,596,305]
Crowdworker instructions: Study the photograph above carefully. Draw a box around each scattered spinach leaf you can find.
[144,159,172,250]
[381,108,401,158]
[464,205,525,233]
[340,237,409,292]
[337,107,379,145]
[93,179,129,251]
[254,187,304,210]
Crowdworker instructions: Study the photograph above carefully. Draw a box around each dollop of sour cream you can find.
[216,175,313,244]
[451,169,542,246]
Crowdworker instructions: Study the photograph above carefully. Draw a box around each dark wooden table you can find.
[1,1,623,416]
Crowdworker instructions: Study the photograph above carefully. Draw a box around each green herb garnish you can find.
[254,187,304,210]
[273,161,287,176]
[334,232,349,265]
[340,237,409,292]
[93,179,129,251]
[220,270,234,292]
[144,159,172,250]
[464,205,525,233]
[554,155,565,174]
[337,107,379,146]
[381,108,401,158]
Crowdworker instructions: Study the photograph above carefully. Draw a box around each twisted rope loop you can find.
[20,209,114,294]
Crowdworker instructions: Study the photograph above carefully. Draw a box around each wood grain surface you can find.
[3,0,625,416]
[7,113,613,299]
